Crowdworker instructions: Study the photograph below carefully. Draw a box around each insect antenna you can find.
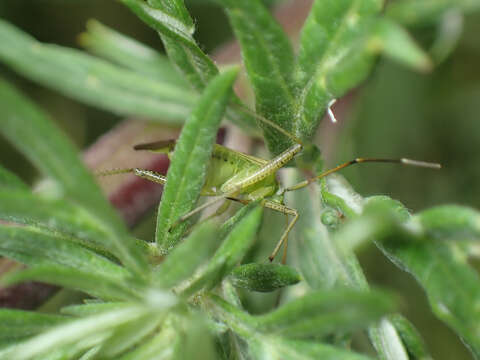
[96,168,135,177]
[283,157,442,193]
[234,104,304,146]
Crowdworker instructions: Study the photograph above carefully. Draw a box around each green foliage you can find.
[0,1,479,359]
[216,0,296,154]
[0,79,148,275]
[228,263,301,292]
[0,21,194,125]
[156,67,238,250]
[79,20,189,87]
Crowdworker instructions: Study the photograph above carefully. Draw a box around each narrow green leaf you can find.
[121,0,258,133]
[251,337,374,360]
[429,9,463,64]
[156,67,238,251]
[417,205,480,241]
[208,294,374,360]
[379,240,480,357]
[256,289,396,338]
[0,305,148,360]
[365,195,411,222]
[121,0,217,91]
[182,204,263,296]
[172,317,217,360]
[97,314,163,357]
[285,172,361,289]
[0,165,28,190]
[229,263,301,292]
[154,220,219,288]
[80,19,188,87]
[321,175,364,218]
[0,78,147,274]
[353,199,480,356]
[294,0,382,141]
[0,310,66,343]
[0,225,128,280]
[286,171,409,360]
[61,302,128,317]
[78,347,100,360]
[372,19,433,72]
[386,0,480,26]
[147,0,195,33]
[3,265,137,302]
[217,202,257,240]
[0,189,112,255]
[388,314,432,360]
[217,0,296,154]
[0,20,194,124]
[118,327,178,360]
[333,196,414,253]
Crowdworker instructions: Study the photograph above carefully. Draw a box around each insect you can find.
[99,112,441,263]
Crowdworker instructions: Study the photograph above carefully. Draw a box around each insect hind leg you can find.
[263,201,298,262]
[227,197,299,262]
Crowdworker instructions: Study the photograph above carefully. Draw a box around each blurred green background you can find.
[1,1,479,359]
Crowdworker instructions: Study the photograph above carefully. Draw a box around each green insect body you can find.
[101,136,439,262]
[136,139,282,202]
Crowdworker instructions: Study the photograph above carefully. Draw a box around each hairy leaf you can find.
[208,294,376,360]
[0,165,28,190]
[0,306,149,360]
[0,310,66,344]
[0,78,147,274]
[0,225,127,280]
[287,172,410,360]
[80,19,188,87]
[294,0,382,143]
[229,263,301,292]
[121,0,258,133]
[388,314,432,360]
[386,0,480,26]
[417,205,480,241]
[255,289,396,337]
[0,189,114,255]
[120,0,217,91]
[156,67,238,251]
[182,204,262,296]
[0,21,193,124]
[118,327,177,360]
[3,265,137,302]
[286,172,363,289]
[217,0,296,154]
[379,241,480,357]
[372,19,432,72]
[61,303,128,317]
[153,220,220,288]
[97,314,163,357]
[250,337,374,360]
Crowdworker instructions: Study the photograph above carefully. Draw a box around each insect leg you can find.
[281,213,289,265]
[224,197,298,262]
[171,143,303,230]
[182,200,232,236]
[97,168,167,185]
[169,195,234,231]
[283,157,441,193]
[200,200,232,222]
[261,200,299,262]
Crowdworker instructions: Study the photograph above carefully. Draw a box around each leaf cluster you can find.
[0,0,479,359]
